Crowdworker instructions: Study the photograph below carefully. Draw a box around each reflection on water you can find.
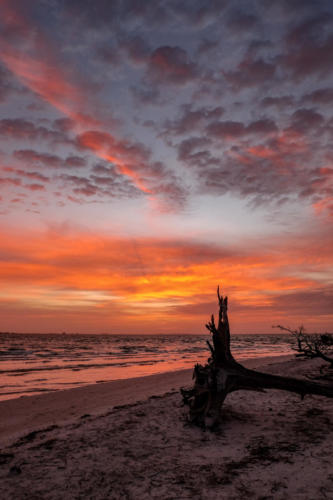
[0,333,293,401]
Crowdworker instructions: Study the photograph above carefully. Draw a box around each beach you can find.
[0,355,332,499]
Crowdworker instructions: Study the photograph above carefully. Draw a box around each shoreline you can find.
[0,354,292,446]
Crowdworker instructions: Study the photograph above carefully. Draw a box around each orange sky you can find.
[0,224,331,333]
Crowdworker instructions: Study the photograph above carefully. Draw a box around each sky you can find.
[0,0,332,334]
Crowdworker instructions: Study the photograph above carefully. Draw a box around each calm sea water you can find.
[0,333,293,401]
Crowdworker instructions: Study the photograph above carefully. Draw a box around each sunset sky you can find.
[0,0,332,334]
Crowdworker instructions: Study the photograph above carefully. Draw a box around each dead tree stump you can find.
[181,287,333,429]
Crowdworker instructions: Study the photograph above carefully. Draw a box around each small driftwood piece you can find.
[181,287,333,429]
[275,325,333,367]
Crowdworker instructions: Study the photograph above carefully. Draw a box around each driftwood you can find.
[275,325,333,367]
[181,287,333,429]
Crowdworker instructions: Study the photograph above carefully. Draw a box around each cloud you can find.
[196,38,219,56]
[25,183,45,191]
[65,0,170,31]
[13,149,86,169]
[164,104,224,136]
[0,176,21,187]
[177,137,215,167]
[52,117,76,132]
[206,118,277,140]
[168,0,226,27]
[130,84,161,105]
[207,120,246,138]
[120,35,151,65]
[270,286,333,316]
[74,129,187,209]
[224,57,276,90]
[278,14,333,80]
[75,131,150,163]
[301,88,333,105]
[176,120,333,216]
[98,35,151,68]
[0,63,17,102]
[261,96,295,109]
[0,2,187,210]
[289,108,325,133]
[0,118,72,145]
[59,168,141,200]
[227,10,258,32]
[147,46,198,85]
[2,167,49,182]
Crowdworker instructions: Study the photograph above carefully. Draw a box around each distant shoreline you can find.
[0,331,293,336]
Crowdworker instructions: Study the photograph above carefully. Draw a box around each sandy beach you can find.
[0,355,332,499]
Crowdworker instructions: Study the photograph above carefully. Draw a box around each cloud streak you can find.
[0,1,185,209]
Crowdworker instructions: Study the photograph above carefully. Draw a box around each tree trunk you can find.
[181,287,333,429]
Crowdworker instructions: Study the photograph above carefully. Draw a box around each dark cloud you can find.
[64,0,170,31]
[91,163,118,176]
[201,157,296,205]
[176,119,332,211]
[147,46,198,85]
[0,64,16,102]
[58,174,98,197]
[279,36,333,80]
[285,13,333,46]
[119,35,151,65]
[289,108,325,133]
[224,58,276,90]
[75,130,187,209]
[227,11,258,32]
[177,137,215,167]
[64,0,118,28]
[98,35,150,68]
[301,88,333,105]
[96,45,121,66]
[2,167,49,182]
[130,84,161,105]
[196,38,219,56]
[206,118,277,140]
[164,105,224,136]
[261,96,295,108]
[65,156,86,168]
[247,119,278,135]
[0,119,72,145]
[13,149,86,169]
[207,120,245,139]
[52,118,76,132]
[271,286,333,316]
[65,0,225,33]
[0,0,33,42]
[278,15,333,80]
[168,0,226,27]
[59,171,141,200]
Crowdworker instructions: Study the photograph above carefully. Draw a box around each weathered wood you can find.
[182,287,333,428]
[275,325,333,367]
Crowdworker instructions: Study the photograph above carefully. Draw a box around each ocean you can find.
[0,333,294,401]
